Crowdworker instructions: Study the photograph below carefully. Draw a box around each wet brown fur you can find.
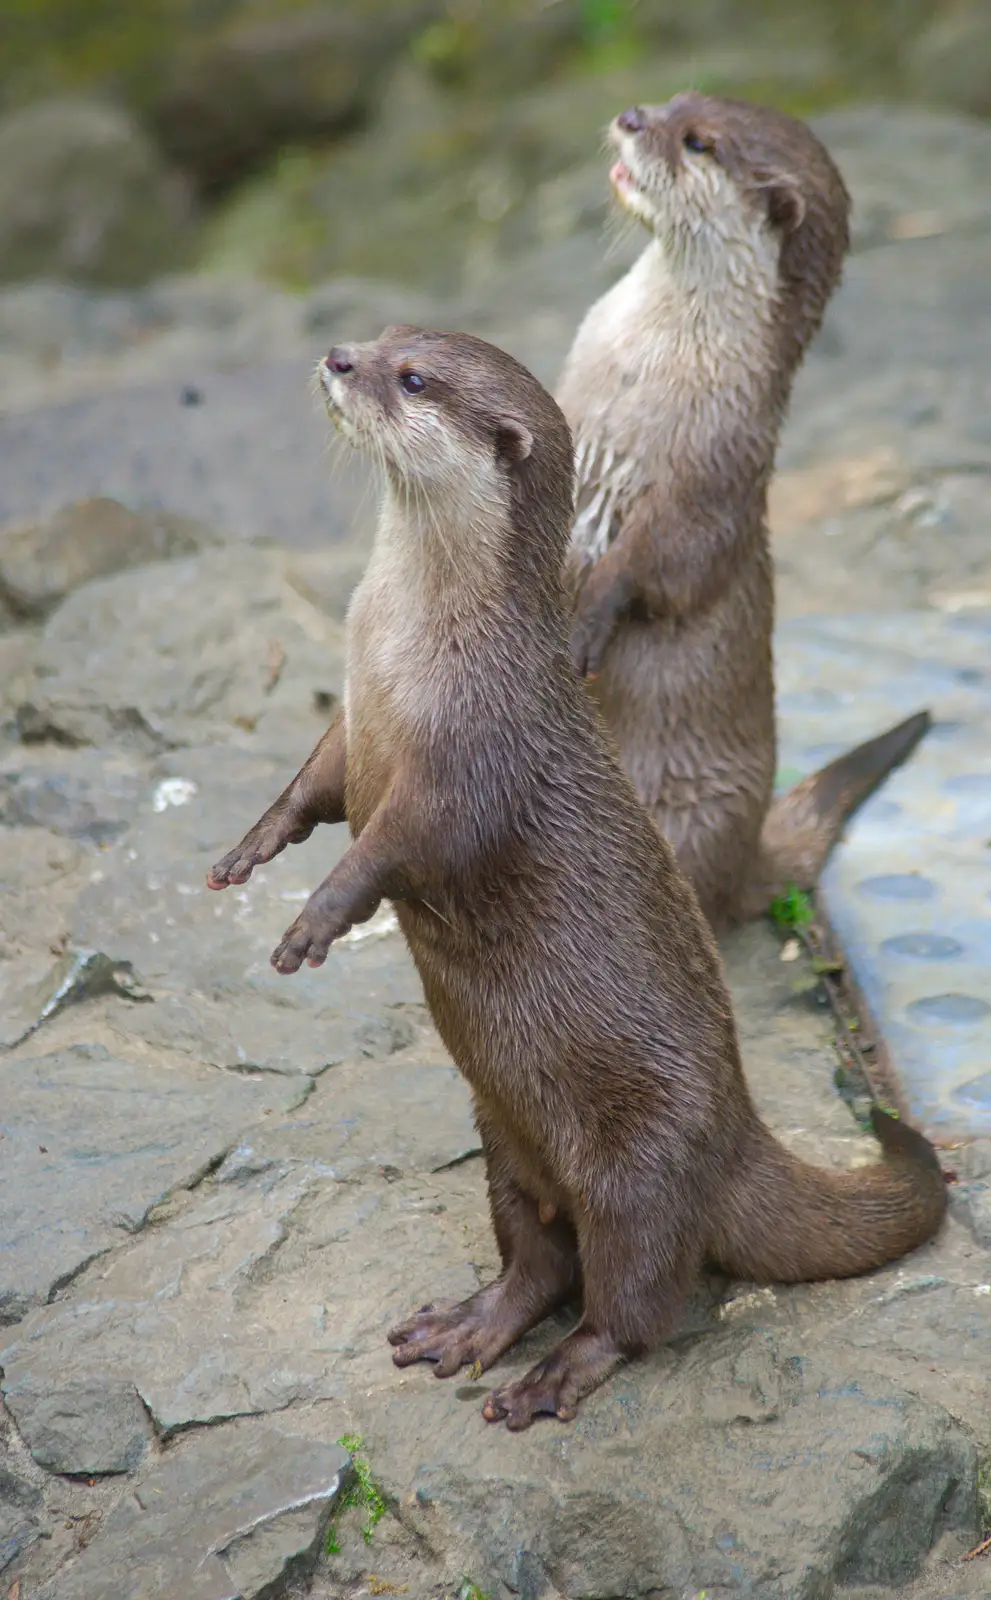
[207,327,946,1428]
[558,93,929,933]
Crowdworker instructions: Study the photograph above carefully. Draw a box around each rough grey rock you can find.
[284,542,370,624]
[0,497,217,622]
[14,545,347,756]
[37,1420,349,1600]
[2,1377,150,1476]
[0,1041,308,1324]
[0,745,147,844]
[0,1152,484,1438]
[2,924,988,1597]
[0,99,195,287]
[0,354,375,547]
[215,1043,479,1182]
[0,946,146,1051]
[0,824,92,1032]
[65,743,424,1075]
[0,1461,42,1575]
[7,1157,980,1598]
[366,1334,976,1598]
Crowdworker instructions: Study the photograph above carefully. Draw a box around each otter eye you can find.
[683,131,713,155]
[400,371,426,395]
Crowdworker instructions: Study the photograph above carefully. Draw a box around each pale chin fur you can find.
[612,129,780,291]
[561,130,783,567]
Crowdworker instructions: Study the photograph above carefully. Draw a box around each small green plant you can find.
[769,882,814,932]
[325,1433,388,1555]
[978,1456,991,1533]
[458,1582,492,1600]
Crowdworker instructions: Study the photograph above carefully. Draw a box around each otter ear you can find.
[496,418,533,464]
[765,176,805,232]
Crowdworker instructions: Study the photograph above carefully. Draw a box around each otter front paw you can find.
[270,879,366,973]
[207,807,315,890]
[570,565,634,680]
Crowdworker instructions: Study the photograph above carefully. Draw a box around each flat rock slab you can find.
[12,545,347,760]
[0,1041,308,1324]
[2,1376,150,1476]
[37,1420,349,1600]
[67,745,424,1075]
[366,1332,976,1600]
[0,1168,487,1440]
[0,360,369,549]
[776,610,991,1140]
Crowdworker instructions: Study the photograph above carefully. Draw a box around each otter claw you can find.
[271,904,351,973]
[207,815,315,891]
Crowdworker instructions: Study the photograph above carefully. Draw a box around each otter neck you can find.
[367,473,562,647]
[637,232,782,380]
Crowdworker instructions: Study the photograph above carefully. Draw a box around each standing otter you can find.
[207,328,945,1428]
[558,93,929,933]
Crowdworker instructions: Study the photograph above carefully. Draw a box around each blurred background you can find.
[0,0,987,298]
[0,0,988,604]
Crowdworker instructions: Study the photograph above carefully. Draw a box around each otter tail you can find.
[710,1108,947,1283]
[748,710,931,915]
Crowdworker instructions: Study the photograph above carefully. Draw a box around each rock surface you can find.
[0,1041,309,1324]
[37,1421,350,1600]
[0,497,216,622]
[150,2,434,193]
[0,99,195,287]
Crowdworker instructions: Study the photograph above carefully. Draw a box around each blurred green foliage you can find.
[0,0,949,108]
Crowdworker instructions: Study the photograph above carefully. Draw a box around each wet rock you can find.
[0,497,218,622]
[14,546,346,756]
[0,1041,308,1324]
[36,1419,349,1600]
[367,1335,976,1597]
[0,99,195,287]
[3,1377,150,1476]
[67,744,425,1074]
[0,1167,487,1437]
[0,946,147,1051]
[0,746,147,844]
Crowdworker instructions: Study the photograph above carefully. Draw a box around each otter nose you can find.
[617,106,648,134]
[326,346,355,374]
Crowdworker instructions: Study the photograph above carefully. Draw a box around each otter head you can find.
[609,92,850,353]
[320,326,575,583]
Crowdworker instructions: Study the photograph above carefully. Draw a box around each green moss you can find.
[769,883,814,932]
[325,1432,388,1555]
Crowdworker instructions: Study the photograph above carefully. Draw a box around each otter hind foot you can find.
[482,1327,623,1430]
[388,1275,564,1382]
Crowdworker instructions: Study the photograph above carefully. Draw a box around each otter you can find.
[207,328,945,1429]
[557,93,929,933]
